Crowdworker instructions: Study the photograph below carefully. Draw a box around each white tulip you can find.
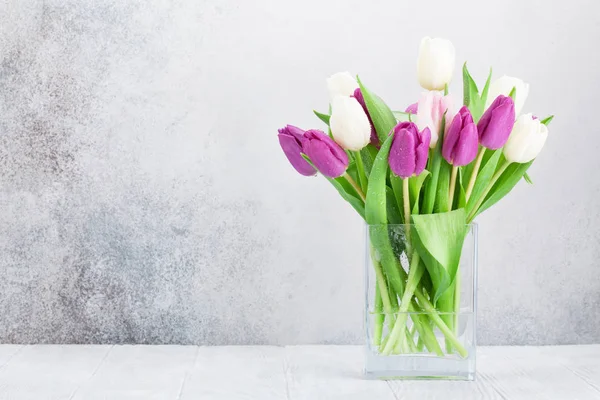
[329,96,371,151]
[327,72,359,101]
[417,37,456,91]
[485,75,529,116]
[503,114,548,164]
[416,91,454,148]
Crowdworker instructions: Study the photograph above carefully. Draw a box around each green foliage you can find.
[357,77,397,144]
[313,110,330,126]
[412,209,468,304]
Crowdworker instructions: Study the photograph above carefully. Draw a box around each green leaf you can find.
[365,133,407,298]
[540,115,554,126]
[360,144,378,178]
[412,209,468,304]
[354,151,368,192]
[301,154,365,218]
[357,76,397,145]
[328,177,365,218]
[392,111,414,122]
[345,161,358,184]
[462,63,479,107]
[313,110,330,126]
[477,160,534,216]
[422,146,442,214]
[366,134,395,225]
[456,167,467,209]
[434,159,452,213]
[409,170,430,214]
[465,149,502,216]
[389,173,404,223]
[474,68,493,122]
[523,172,533,184]
[385,186,402,224]
[508,86,517,101]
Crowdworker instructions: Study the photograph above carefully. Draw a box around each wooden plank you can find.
[0,345,23,369]
[284,345,396,400]
[0,345,111,400]
[479,346,600,399]
[179,346,288,400]
[72,345,196,400]
[0,345,598,399]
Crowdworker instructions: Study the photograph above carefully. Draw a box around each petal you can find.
[452,123,479,166]
[327,72,358,100]
[303,137,346,178]
[405,102,418,114]
[415,127,431,175]
[442,112,462,163]
[330,96,372,151]
[278,133,316,176]
[390,128,416,179]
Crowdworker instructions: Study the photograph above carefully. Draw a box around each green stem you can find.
[465,147,486,202]
[467,160,511,222]
[381,253,422,355]
[414,288,468,357]
[353,151,368,193]
[343,172,366,202]
[438,289,455,353]
[371,248,396,330]
[402,178,412,255]
[453,269,461,339]
[412,311,443,356]
[373,285,384,346]
[448,165,458,210]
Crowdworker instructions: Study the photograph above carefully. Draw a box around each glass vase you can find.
[364,223,477,380]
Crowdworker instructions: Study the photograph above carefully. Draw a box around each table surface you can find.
[0,345,598,399]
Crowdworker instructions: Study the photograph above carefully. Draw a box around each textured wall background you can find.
[0,0,598,345]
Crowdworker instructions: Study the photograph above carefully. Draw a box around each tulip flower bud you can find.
[389,122,431,179]
[302,129,349,178]
[485,75,529,116]
[327,72,359,101]
[416,91,454,148]
[477,95,515,150]
[503,114,548,164]
[442,106,479,166]
[329,95,372,151]
[352,88,378,146]
[405,102,418,114]
[278,125,317,176]
[417,36,456,91]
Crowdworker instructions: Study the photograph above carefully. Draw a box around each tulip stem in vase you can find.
[343,172,366,202]
[453,269,461,339]
[382,253,423,355]
[465,147,486,201]
[414,289,469,357]
[373,284,384,346]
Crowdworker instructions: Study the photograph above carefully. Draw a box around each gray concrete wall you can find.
[0,0,598,345]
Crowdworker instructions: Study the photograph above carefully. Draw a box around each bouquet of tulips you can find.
[277,37,552,357]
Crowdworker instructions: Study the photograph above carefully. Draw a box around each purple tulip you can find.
[389,122,431,179]
[405,102,418,114]
[302,129,349,178]
[278,125,317,176]
[353,88,379,147]
[442,106,479,166]
[477,95,516,150]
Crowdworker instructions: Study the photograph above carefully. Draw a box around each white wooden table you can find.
[0,345,598,399]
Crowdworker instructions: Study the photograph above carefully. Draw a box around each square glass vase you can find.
[364,224,477,380]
